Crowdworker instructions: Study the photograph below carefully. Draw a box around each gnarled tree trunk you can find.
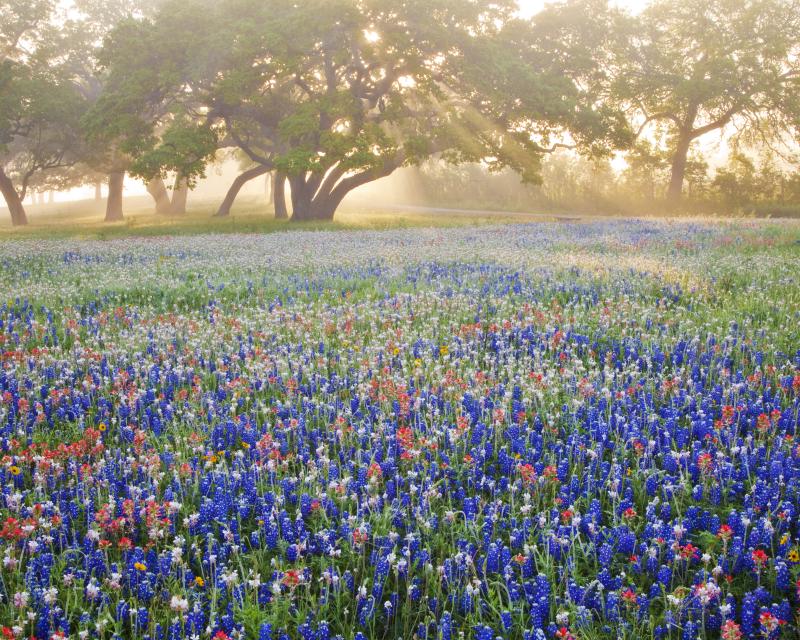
[170,175,189,215]
[215,165,270,217]
[289,175,312,220]
[295,195,342,222]
[288,161,398,222]
[0,167,28,226]
[274,172,288,220]
[104,171,125,222]
[147,177,173,215]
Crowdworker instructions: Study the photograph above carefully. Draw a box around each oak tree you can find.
[617,0,800,203]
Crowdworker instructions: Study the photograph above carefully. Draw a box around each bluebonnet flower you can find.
[0,224,796,640]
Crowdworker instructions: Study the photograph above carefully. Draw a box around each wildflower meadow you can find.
[0,220,799,640]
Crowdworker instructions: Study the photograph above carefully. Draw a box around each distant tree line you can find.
[407,147,800,217]
[2,0,800,226]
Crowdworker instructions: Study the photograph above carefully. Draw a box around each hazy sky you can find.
[517,0,649,16]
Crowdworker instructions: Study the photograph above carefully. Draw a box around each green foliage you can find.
[0,0,53,60]
[710,152,800,212]
[128,119,218,186]
[8,0,800,223]
[456,0,634,161]
[92,0,631,219]
[1,0,87,212]
[614,0,800,199]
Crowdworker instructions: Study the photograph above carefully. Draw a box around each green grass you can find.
[5,194,800,241]
[0,195,576,240]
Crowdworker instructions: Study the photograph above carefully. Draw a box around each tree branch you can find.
[531,142,576,153]
[224,117,274,167]
[313,162,349,201]
[328,154,404,203]
[690,105,739,139]
[635,112,683,138]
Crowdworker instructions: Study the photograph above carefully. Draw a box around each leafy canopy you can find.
[618,0,800,154]
[1,0,87,201]
[94,0,630,217]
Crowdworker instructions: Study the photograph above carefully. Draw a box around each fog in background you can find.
[22,0,656,216]
[5,0,800,225]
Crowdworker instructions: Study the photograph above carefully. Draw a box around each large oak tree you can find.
[617,0,800,203]
[95,0,629,221]
[1,1,85,226]
[68,0,195,221]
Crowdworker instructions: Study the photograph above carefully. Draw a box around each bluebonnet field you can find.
[0,220,799,640]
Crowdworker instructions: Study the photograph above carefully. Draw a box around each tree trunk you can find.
[147,177,173,215]
[265,171,273,203]
[214,165,270,217]
[667,136,692,205]
[308,194,343,221]
[170,175,189,215]
[287,161,398,222]
[274,172,288,220]
[105,170,125,222]
[289,176,314,221]
[95,182,103,201]
[0,167,28,226]
[289,192,340,222]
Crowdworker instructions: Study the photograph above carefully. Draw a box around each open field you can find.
[0,219,800,639]
[6,0,800,636]
[0,198,581,241]
[3,197,796,241]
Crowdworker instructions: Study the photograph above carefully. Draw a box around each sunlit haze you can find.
[5,0,798,223]
[517,0,649,16]
[54,0,650,206]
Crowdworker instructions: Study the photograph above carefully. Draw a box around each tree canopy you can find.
[1,0,86,225]
[4,0,800,224]
[91,0,630,221]
[617,0,800,203]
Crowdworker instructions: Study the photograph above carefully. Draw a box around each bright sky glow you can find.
[517,0,649,17]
